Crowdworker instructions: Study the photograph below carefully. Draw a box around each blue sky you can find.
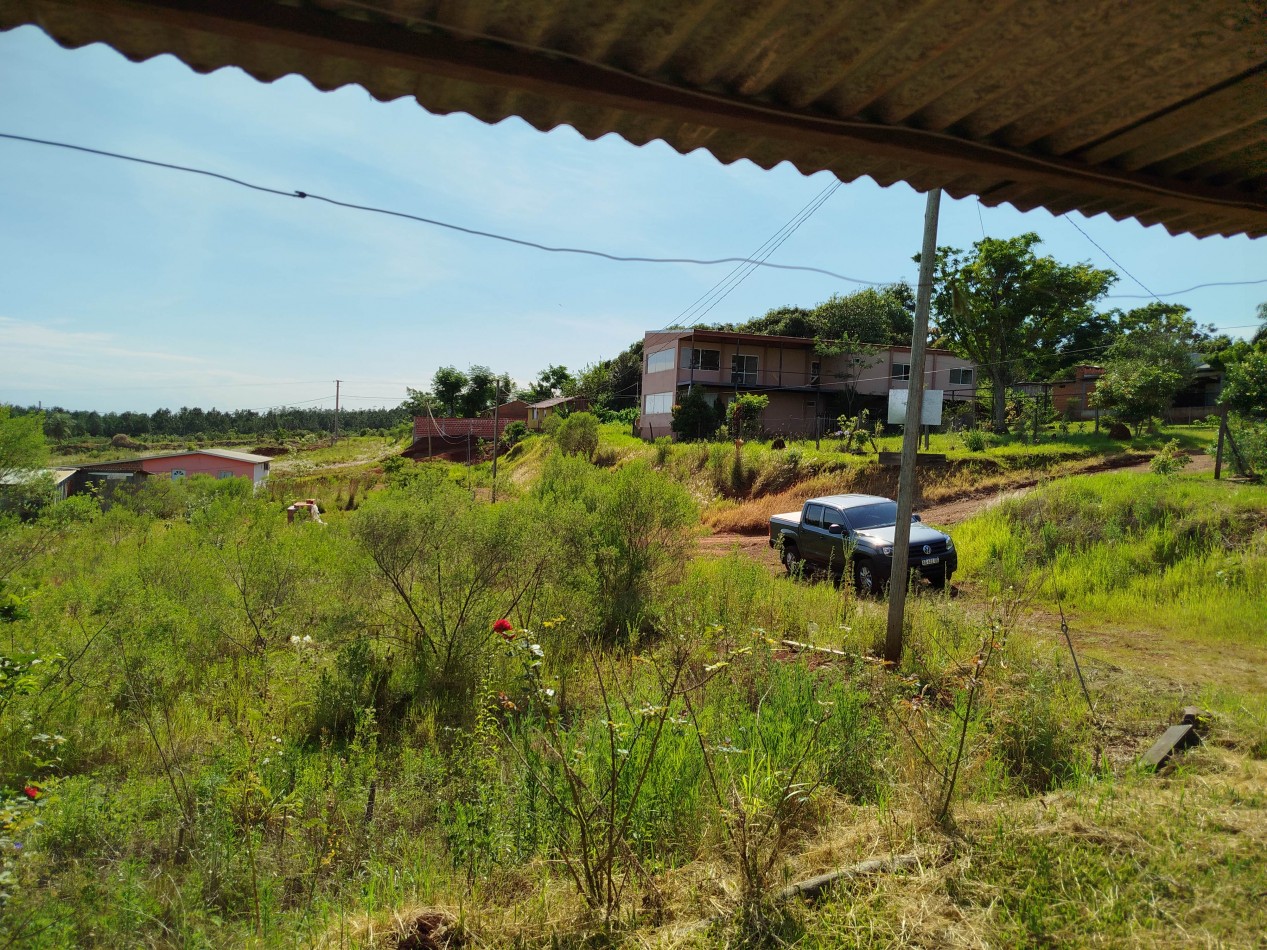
[1,25,1264,414]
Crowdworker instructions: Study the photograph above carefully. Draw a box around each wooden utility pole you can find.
[1214,407,1226,480]
[885,188,942,667]
[333,379,342,444]
[491,380,501,502]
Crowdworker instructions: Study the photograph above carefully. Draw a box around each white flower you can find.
[529,643,544,658]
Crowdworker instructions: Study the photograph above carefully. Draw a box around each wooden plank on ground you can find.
[1140,723,1196,770]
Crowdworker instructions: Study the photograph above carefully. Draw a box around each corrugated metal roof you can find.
[4,0,1265,238]
[68,449,273,468]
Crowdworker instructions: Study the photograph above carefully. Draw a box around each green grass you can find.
[4,449,1264,948]
[954,470,1267,643]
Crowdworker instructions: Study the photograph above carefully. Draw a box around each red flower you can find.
[493,618,515,641]
[23,785,40,800]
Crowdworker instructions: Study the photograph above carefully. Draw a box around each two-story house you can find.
[638,329,976,439]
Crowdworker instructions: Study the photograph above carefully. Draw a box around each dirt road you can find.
[698,451,1216,569]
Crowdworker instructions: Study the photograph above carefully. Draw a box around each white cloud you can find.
[0,316,283,398]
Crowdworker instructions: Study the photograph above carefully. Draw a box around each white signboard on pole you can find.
[887,388,944,426]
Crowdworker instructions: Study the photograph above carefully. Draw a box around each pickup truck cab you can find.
[769,494,956,595]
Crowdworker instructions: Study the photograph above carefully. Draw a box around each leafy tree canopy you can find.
[708,284,915,347]
[0,406,47,483]
[925,232,1116,429]
[525,364,574,403]
[1221,351,1267,418]
[1092,303,1203,435]
[430,366,468,416]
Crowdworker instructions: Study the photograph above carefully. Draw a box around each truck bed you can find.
[769,511,802,545]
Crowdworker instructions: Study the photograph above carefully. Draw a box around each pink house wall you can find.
[139,454,261,481]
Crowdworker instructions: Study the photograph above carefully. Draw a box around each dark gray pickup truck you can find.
[769,494,957,595]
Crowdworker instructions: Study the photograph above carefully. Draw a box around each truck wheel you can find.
[782,544,802,575]
[854,559,878,597]
[928,567,951,590]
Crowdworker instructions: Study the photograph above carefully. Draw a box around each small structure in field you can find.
[60,449,272,499]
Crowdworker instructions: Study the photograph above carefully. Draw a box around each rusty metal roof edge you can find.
[4,0,1266,239]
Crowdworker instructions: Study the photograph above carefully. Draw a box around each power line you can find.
[686,182,842,327]
[1064,214,1161,302]
[0,132,887,287]
[1107,278,1267,299]
[3,132,1259,305]
[665,180,841,331]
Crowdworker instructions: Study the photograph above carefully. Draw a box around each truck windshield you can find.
[845,502,913,530]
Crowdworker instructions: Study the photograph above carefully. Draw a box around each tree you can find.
[1253,301,1267,346]
[1221,351,1267,418]
[711,285,915,347]
[0,407,46,481]
[553,411,600,460]
[529,364,573,402]
[726,393,769,440]
[401,387,437,418]
[459,365,499,417]
[811,285,915,346]
[926,233,1116,430]
[671,387,724,441]
[1092,304,1199,435]
[573,342,644,411]
[430,366,468,416]
[43,412,73,442]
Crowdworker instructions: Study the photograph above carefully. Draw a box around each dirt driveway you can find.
[698,451,1217,570]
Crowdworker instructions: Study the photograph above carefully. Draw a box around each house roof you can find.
[68,448,273,470]
[5,0,1264,238]
[650,328,961,356]
[528,395,586,409]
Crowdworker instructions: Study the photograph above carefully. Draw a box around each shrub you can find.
[501,420,528,448]
[553,411,599,460]
[726,393,769,440]
[533,454,695,641]
[962,428,991,452]
[671,387,723,442]
[1149,439,1190,476]
[653,436,672,466]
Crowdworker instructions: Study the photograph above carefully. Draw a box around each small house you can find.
[527,395,590,431]
[60,448,272,499]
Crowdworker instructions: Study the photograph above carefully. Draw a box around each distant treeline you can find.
[10,404,411,440]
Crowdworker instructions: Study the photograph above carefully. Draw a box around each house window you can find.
[949,367,974,385]
[170,469,186,480]
[644,391,674,414]
[891,363,911,381]
[218,470,233,479]
[810,361,821,385]
[688,348,721,371]
[731,354,758,386]
[646,348,675,373]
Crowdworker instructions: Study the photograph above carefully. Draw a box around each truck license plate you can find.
[920,557,939,566]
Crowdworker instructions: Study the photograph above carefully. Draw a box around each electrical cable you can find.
[3,133,1259,300]
[684,181,842,328]
[1107,278,1267,299]
[0,133,885,286]
[1064,214,1161,303]
[664,179,841,331]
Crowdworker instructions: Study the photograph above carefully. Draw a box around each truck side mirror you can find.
[827,523,844,535]
[911,514,922,522]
